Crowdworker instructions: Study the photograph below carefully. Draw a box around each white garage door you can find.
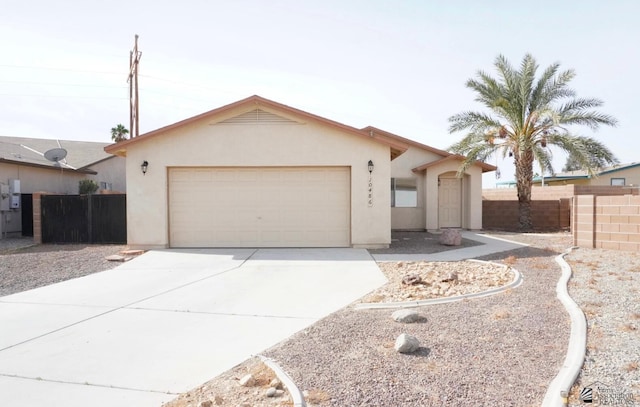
[169,167,351,247]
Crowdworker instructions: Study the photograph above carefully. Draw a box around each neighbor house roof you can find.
[105,95,410,158]
[0,136,114,174]
[530,162,640,183]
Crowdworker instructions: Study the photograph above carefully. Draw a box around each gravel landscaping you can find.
[2,232,638,406]
[0,240,126,296]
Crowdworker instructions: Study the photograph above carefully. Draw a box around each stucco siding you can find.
[87,156,127,193]
[124,111,391,249]
[0,162,85,194]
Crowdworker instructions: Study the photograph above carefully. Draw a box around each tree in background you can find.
[448,54,617,231]
[79,180,99,195]
[561,151,612,172]
[110,124,129,142]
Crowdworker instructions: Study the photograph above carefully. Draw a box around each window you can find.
[100,181,113,190]
[611,178,625,186]
[391,178,417,207]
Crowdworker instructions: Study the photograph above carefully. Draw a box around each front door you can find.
[438,176,462,228]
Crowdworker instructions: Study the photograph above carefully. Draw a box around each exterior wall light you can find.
[141,160,149,175]
[368,160,374,173]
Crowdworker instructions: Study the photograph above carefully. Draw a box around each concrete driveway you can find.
[0,248,385,407]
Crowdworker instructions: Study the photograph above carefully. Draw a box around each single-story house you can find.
[0,136,125,236]
[529,162,640,187]
[106,95,494,249]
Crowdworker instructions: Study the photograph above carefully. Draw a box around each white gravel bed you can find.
[0,243,126,296]
[565,248,640,405]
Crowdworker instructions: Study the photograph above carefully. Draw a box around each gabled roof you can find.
[105,95,410,158]
[361,126,451,159]
[412,154,497,173]
[531,162,640,183]
[0,136,113,174]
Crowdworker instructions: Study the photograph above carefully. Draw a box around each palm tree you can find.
[448,54,618,231]
[111,124,129,142]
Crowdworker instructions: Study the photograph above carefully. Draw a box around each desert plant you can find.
[448,54,618,230]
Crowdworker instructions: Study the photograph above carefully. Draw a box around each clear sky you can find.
[1,0,638,187]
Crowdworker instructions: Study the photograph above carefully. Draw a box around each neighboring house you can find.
[0,136,126,236]
[529,162,640,187]
[106,95,494,249]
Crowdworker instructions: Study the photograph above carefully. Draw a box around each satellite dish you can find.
[44,148,68,163]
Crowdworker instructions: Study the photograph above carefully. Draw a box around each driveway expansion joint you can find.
[0,373,178,395]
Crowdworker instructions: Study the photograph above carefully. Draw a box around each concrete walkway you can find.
[371,231,528,262]
[0,248,386,407]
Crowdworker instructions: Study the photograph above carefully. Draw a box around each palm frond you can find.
[448,111,502,133]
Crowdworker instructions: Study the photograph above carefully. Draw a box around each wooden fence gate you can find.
[41,194,126,244]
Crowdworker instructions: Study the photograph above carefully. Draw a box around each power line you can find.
[0,64,123,76]
[0,93,126,100]
[0,80,127,89]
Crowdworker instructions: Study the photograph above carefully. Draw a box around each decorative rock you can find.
[439,229,462,246]
[394,333,421,353]
[269,378,282,389]
[213,395,223,405]
[392,309,421,323]
[265,387,278,397]
[238,374,255,387]
[199,401,213,407]
[402,273,423,285]
[441,271,458,283]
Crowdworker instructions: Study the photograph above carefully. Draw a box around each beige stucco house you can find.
[106,95,494,249]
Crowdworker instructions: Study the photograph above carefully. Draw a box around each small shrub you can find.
[79,180,99,195]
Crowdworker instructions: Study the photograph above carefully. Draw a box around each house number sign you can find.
[368,173,373,207]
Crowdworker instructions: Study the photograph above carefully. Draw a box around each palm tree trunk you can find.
[515,150,534,231]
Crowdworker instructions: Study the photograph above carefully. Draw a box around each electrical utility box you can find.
[9,179,20,194]
[0,183,9,211]
[10,195,20,209]
[8,179,20,209]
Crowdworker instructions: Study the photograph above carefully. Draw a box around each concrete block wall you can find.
[483,200,568,231]
[482,185,634,232]
[573,194,640,251]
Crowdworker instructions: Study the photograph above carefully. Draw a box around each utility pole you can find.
[128,35,142,138]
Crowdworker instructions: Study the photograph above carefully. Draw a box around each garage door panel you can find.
[169,167,350,247]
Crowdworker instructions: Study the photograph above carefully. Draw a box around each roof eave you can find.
[412,155,497,173]
[0,158,97,175]
[104,95,409,156]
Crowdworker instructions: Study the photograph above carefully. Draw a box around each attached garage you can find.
[105,95,493,250]
[168,167,351,247]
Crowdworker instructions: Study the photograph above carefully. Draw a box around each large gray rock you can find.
[439,229,462,246]
[402,273,423,285]
[392,309,421,323]
[394,333,421,353]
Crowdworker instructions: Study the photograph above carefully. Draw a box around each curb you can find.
[258,355,307,407]
[542,247,587,407]
[354,260,522,310]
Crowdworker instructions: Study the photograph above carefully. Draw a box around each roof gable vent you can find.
[215,109,300,125]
